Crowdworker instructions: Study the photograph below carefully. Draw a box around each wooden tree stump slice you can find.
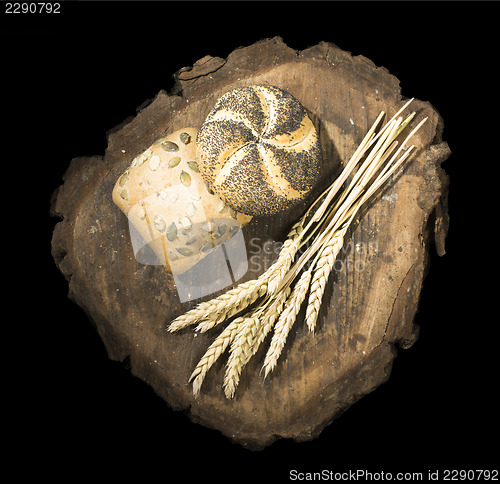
[50,37,450,450]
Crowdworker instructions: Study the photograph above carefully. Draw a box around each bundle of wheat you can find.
[168,99,427,399]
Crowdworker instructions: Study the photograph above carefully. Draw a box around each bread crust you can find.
[112,127,251,274]
[196,85,321,216]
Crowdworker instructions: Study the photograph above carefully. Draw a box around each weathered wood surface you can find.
[50,37,450,449]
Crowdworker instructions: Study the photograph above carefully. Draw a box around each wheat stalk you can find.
[305,225,349,333]
[302,118,426,333]
[189,316,244,396]
[189,288,292,398]
[193,281,267,333]
[261,267,313,379]
[168,221,304,334]
[267,221,304,295]
[250,287,291,356]
[222,285,293,398]
[223,315,261,399]
[167,276,266,333]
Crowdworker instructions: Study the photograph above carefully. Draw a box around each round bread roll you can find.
[196,85,321,216]
[112,127,252,274]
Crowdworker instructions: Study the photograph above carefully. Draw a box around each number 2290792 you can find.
[5,3,61,14]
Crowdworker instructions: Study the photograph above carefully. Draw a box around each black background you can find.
[3,1,497,480]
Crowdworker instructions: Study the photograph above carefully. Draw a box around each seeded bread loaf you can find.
[112,127,252,274]
[196,85,321,216]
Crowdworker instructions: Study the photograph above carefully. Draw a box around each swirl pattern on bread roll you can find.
[196,85,321,216]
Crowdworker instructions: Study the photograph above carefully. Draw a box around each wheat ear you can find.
[223,316,262,399]
[168,221,303,334]
[267,220,304,295]
[193,280,267,333]
[221,287,292,399]
[251,287,291,357]
[262,268,313,379]
[168,277,267,333]
[189,317,244,396]
[305,225,349,333]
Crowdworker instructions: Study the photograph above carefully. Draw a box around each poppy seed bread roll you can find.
[196,85,321,216]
